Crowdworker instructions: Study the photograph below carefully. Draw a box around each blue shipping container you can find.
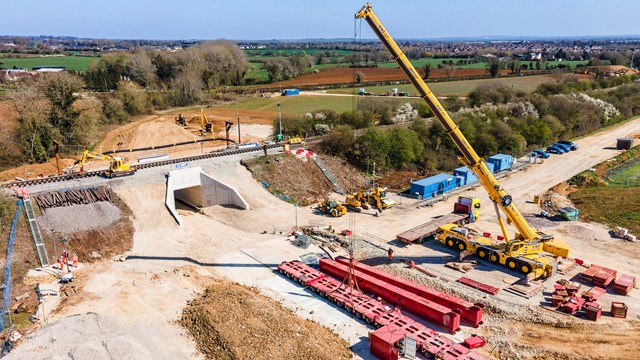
[487,154,513,173]
[410,174,457,199]
[282,88,300,96]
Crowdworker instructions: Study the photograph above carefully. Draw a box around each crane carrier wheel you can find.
[330,209,338,217]
[507,258,518,270]
[477,248,489,259]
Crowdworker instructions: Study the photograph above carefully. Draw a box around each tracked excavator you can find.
[74,150,136,178]
[356,3,569,278]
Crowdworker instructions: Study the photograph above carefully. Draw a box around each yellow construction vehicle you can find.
[345,190,369,212]
[200,109,213,134]
[286,137,304,145]
[356,3,569,278]
[318,198,347,217]
[75,150,136,178]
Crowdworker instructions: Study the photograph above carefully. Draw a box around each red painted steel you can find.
[614,274,636,295]
[370,326,403,360]
[277,261,325,285]
[611,302,628,318]
[581,286,606,301]
[278,261,486,360]
[463,336,486,349]
[457,277,500,295]
[335,257,484,327]
[319,259,461,333]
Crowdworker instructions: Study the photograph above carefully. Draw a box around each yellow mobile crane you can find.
[356,3,569,278]
[75,150,136,178]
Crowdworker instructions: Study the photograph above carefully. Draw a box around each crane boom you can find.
[355,3,540,241]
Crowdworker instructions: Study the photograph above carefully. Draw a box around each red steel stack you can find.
[319,258,461,333]
[613,274,636,295]
[277,260,487,360]
[561,295,586,315]
[334,257,484,327]
[580,264,618,287]
[611,302,628,319]
[583,302,602,321]
[581,286,607,302]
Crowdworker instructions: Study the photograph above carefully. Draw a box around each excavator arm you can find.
[355,3,544,242]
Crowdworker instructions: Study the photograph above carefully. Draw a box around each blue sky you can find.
[2,1,639,40]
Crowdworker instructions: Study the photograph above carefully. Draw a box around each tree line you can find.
[314,78,640,174]
[0,41,250,170]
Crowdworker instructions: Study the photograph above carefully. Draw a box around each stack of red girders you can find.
[277,260,487,360]
[334,257,484,327]
[319,258,461,334]
[613,274,636,295]
[561,295,586,315]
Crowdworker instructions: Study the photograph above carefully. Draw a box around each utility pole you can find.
[237,117,241,144]
[277,103,283,142]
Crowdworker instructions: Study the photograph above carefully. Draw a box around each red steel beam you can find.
[319,258,461,333]
[335,257,484,326]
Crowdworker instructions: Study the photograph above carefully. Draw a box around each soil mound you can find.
[180,281,352,360]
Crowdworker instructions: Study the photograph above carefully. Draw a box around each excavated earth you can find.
[180,281,353,360]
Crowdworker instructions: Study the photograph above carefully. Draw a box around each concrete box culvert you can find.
[165,166,249,225]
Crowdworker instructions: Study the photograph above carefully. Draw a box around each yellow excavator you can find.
[356,3,569,278]
[75,150,136,178]
[345,190,369,212]
[199,109,213,134]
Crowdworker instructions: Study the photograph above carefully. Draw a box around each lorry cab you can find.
[455,196,481,223]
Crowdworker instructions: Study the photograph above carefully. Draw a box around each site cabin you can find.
[410,174,457,199]
[396,196,480,244]
[453,164,494,187]
[281,88,300,96]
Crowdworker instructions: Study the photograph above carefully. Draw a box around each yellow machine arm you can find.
[76,150,114,168]
[355,3,541,242]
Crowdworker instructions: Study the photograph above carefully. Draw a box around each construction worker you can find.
[387,247,394,263]
[409,260,416,269]
[58,255,65,272]
[62,250,69,267]
[72,253,79,268]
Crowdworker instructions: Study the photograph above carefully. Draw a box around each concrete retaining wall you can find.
[165,166,249,225]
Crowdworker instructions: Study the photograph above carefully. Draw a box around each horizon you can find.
[2,1,640,41]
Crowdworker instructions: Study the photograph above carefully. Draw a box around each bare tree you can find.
[442,64,456,79]
[124,52,157,88]
[10,89,52,162]
[172,67,203,106]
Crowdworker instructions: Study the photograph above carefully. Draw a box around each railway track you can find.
[1,144,283,189]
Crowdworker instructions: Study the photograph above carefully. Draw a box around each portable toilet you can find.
[410,174,457,199]
[487,154,513,173]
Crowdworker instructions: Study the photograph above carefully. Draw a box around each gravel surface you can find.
[6,312,188,360]
[39,202,121,235]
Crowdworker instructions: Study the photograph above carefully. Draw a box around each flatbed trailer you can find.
[397,213,468,244]
[396,197,480,244]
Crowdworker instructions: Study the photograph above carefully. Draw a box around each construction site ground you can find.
[4,114,640,359]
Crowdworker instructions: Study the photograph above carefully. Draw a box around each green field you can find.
[378,58,486,69]
[244,49,355,56]
[609,163,640,186]
[328,74,554,96]
[0,55,97,71]
[225,94,420,114]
